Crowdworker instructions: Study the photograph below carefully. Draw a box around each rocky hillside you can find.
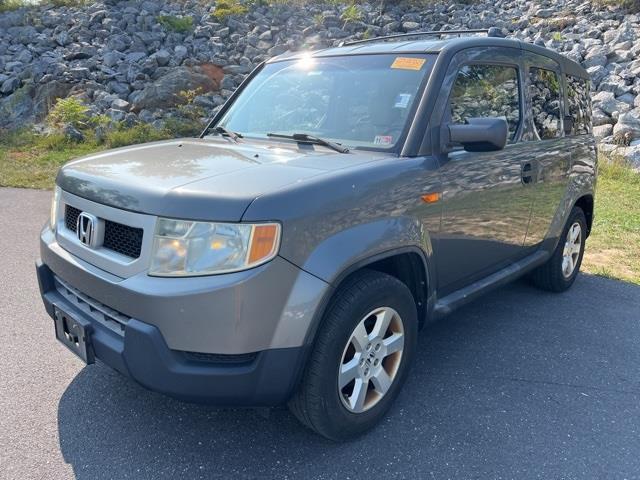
[1,0,639,164]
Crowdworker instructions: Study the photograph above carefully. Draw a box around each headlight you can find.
[149,218,281,277]
[50,186,61,230]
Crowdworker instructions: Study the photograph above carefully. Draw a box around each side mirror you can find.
[445,117,509,152]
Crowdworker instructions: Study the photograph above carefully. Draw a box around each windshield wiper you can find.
[266,133,350,154]
[212,126,243,142]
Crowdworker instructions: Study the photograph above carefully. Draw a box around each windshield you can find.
[216,54,433,150]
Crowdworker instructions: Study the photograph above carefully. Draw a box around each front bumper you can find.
[37,261,309,405]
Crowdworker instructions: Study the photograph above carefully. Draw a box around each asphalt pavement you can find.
[1,186,639,480]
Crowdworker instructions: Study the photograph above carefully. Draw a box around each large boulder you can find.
[613,109,640,140]
[592,91,631,116]
[129,65,222,112]
[0,85,35,128]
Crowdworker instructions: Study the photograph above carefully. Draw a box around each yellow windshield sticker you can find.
[391,57,426,71]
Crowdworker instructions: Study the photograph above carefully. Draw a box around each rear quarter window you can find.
[566,75,592,135]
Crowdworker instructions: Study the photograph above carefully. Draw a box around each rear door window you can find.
[449,64,521,140]
[566,75,592,135]
[529,67,562,139]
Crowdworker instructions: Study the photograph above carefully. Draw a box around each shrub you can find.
[38,132,85,151]
[0,0,30,12]
[47,97,89,130]
[103,123,172,148]
[0,128,39,148]
[341,3,362,24]
[157,15,194,33]
[211,0,248,20]
[164,117,204,137]
[177,88,205,120]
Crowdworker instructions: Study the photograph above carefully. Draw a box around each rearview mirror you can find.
[445,117,508,152]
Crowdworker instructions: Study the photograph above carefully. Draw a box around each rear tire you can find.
[288,270,418,441]
[530,206,587,292]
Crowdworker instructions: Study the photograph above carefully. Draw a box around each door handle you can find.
[521,162,535,184]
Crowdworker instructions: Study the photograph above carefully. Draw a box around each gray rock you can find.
[138,109,156,123]
[54,32,71,47]
[592,108,613,126]
[105,108,126,122]
[69,67,90,80]
[111,98,131,110]
[592,91,631,116]
[593,124,613,140]
[0,77,20,94]
[151,49,171,67]
[613,109,640,140]
[16,50,33,64]
[402,21,420,32]
[125,52,147,63]
[617,144,640,167]
[63,124,85,142]
[103,52,121,68]
[131,66,220,111]
[174,45,188,63]
[534,8,554,18]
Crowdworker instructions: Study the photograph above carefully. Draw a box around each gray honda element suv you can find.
[37,30,596,440]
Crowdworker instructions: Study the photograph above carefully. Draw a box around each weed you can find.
[157,15,194,33]
[211,0,248,20]
[341,3,362,24]
[47,97,89,130]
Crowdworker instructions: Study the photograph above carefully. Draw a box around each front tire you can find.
[289,270,418,441]
[530,206,587,292]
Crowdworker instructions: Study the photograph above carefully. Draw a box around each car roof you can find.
[269,36,589,80]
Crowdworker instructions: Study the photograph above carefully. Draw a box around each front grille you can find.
[54,276,131,335]
[65,205,81,232]
[64,204,143,259]
[103,220,143,259]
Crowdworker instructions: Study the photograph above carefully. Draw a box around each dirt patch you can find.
[583,247,637,280]
[199,63,225,85]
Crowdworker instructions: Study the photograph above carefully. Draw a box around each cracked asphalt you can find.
[1,186,639,479]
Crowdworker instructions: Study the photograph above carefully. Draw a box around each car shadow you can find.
[57,274,640,479]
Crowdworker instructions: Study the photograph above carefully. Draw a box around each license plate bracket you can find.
[54,306,95,364]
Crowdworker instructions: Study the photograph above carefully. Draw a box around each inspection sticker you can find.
[391,57,426,70]
[394,93,412,108]
[374,135,393,145]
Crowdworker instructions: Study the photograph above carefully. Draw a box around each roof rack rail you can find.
[339,27,505,47]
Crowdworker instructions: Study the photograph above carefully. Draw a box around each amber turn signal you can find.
[248,224,281,264]
[421,192,441,204]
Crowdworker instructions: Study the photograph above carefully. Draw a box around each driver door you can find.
[432,48,535,295]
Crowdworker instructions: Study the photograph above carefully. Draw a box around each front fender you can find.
[292,216,432,285]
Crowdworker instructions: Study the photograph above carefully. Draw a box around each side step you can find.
[433,250,548,319]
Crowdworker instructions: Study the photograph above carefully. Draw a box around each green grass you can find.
[582,158,640,284]
[0,125,174,189]
[0,131,103,189]
[157,15,194,33]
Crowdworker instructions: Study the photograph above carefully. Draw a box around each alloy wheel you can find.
[562,222,582,278]
[338,307,405,413]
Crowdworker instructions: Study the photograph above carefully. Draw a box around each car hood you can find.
[57,138,388,221]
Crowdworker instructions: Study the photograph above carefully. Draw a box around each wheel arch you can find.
[574,194,594,237]
[303,246,433,347]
